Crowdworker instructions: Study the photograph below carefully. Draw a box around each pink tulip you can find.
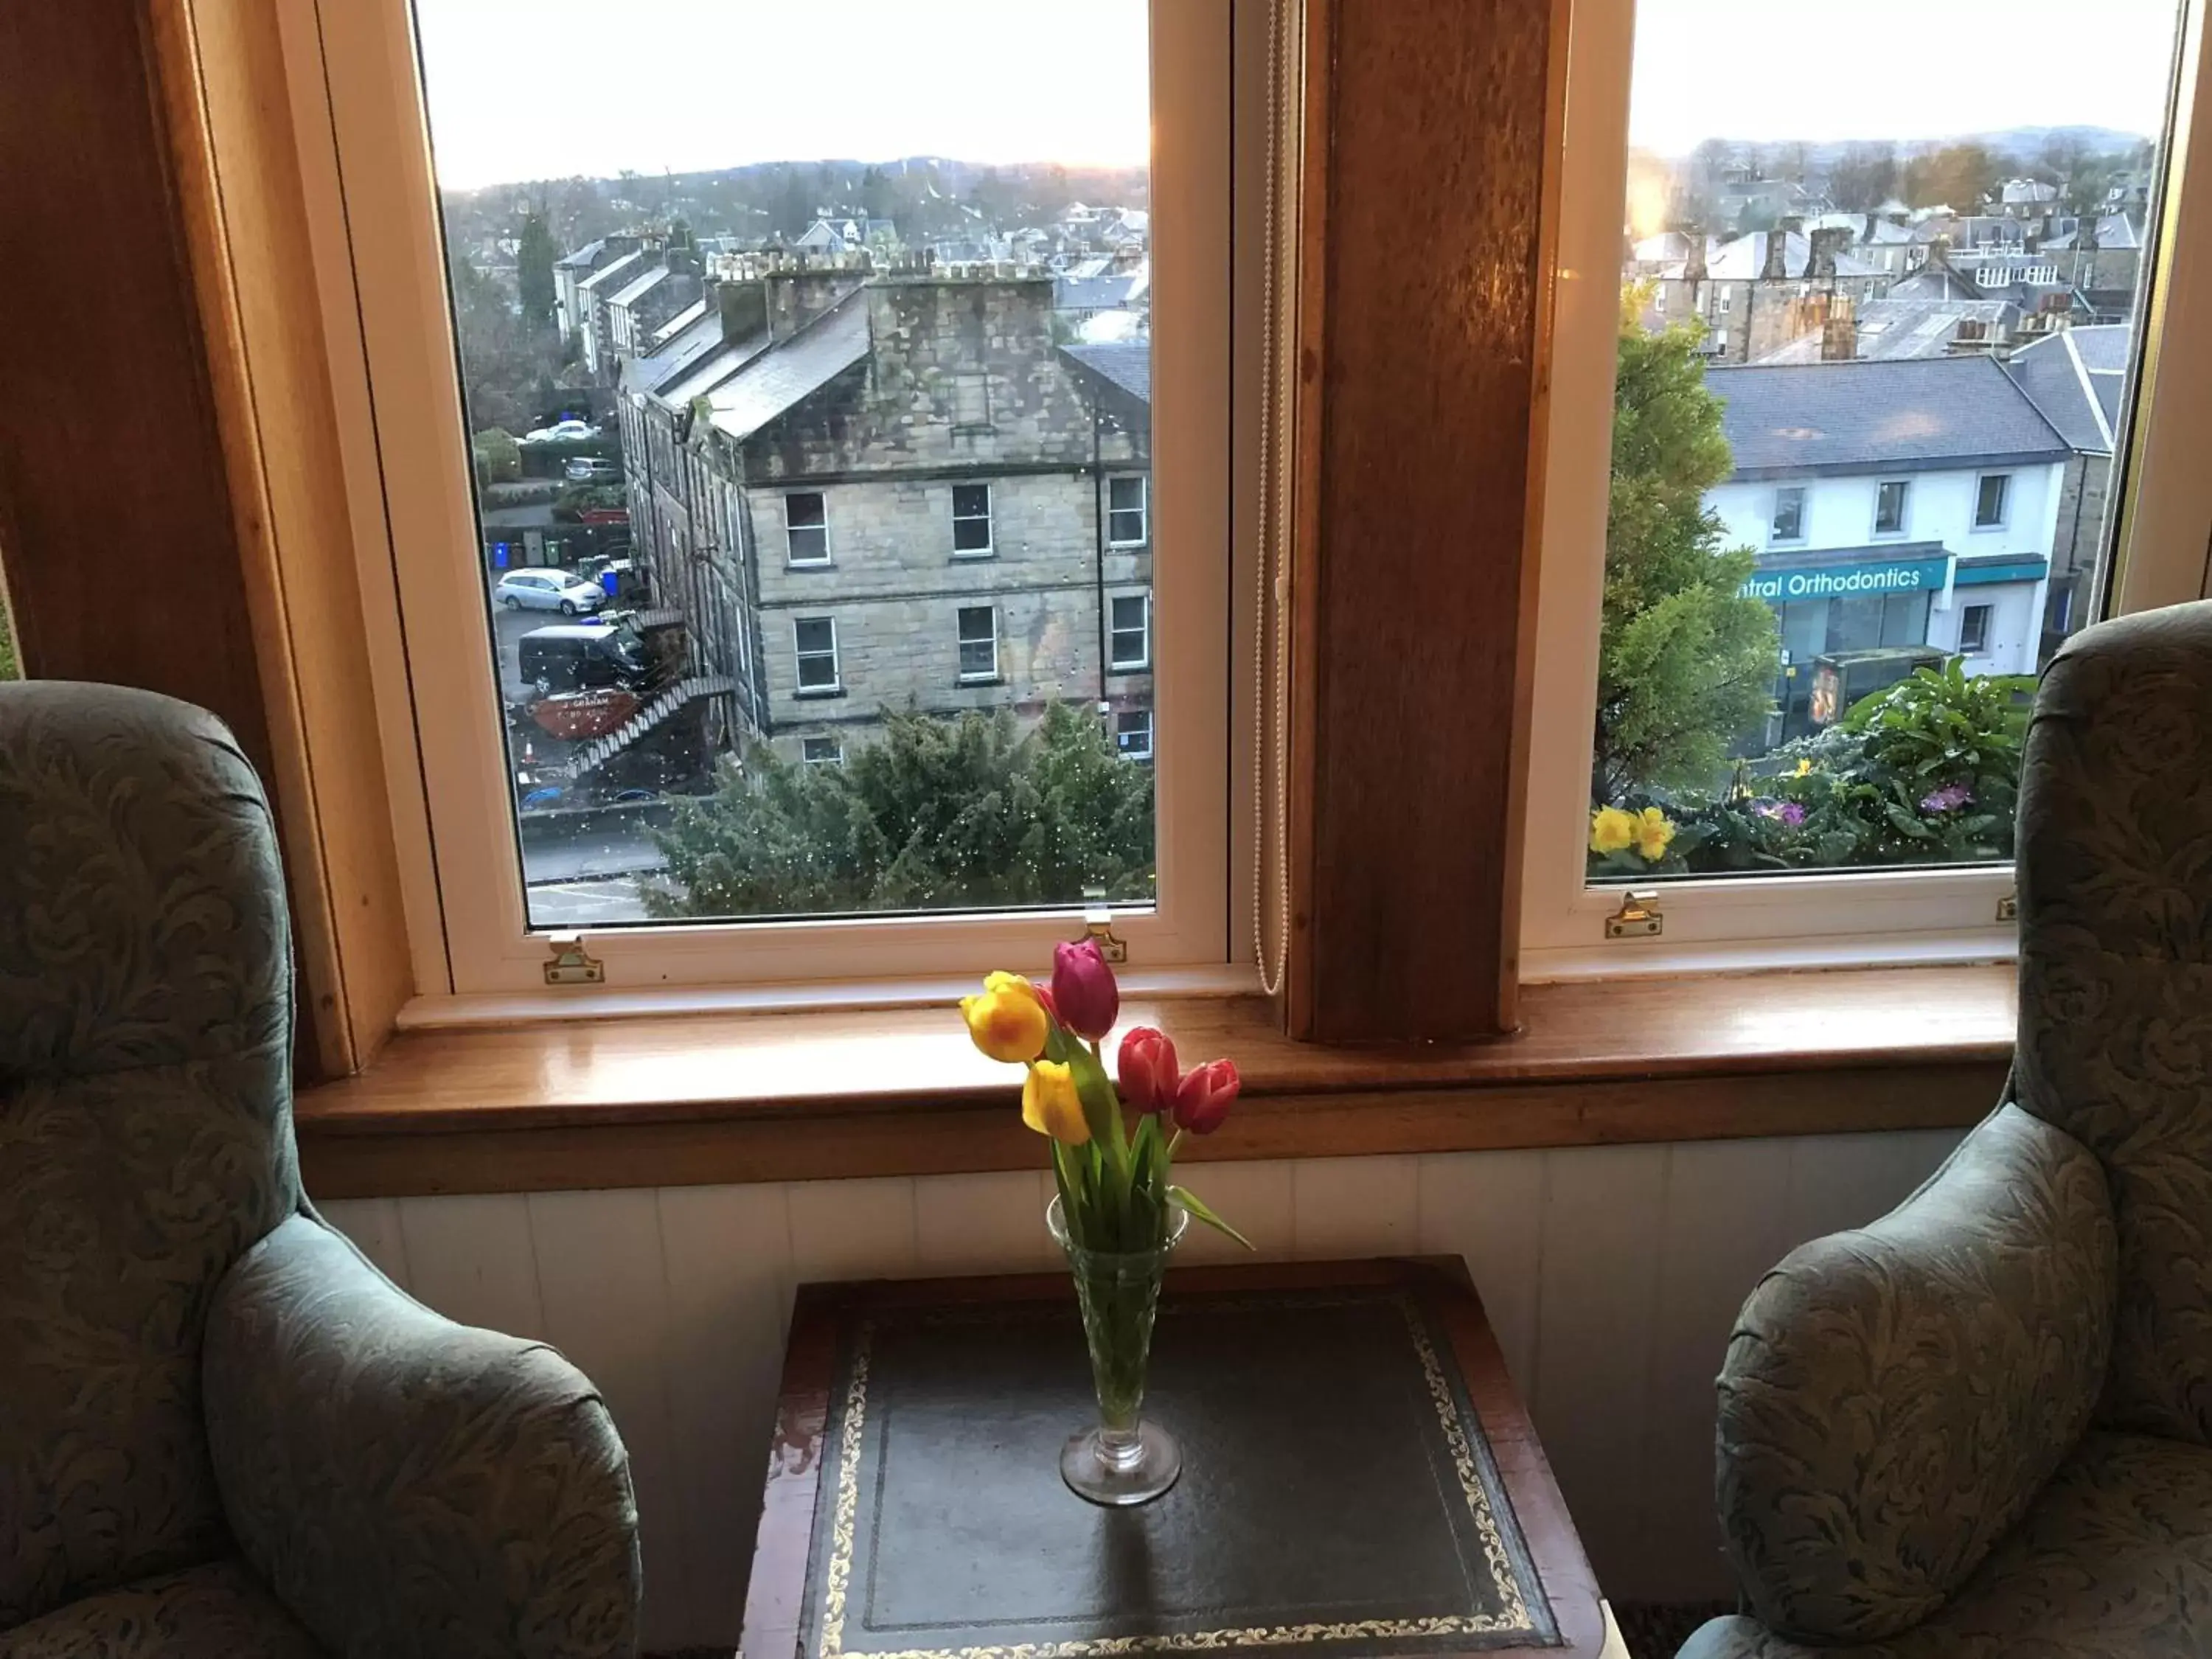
[1116,1026,1180,1115]
[1050,938,1119,1042]
[1173,1059,1240,1136]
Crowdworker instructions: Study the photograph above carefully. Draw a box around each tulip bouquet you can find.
[960,938,1251,1503]
[960,937,1251,1256]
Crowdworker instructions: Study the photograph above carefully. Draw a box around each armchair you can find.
[0,683,640,1658]
[1684,603,2212,1658]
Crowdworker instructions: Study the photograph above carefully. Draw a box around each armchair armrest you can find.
[1715,1102,2115,1646]
[203,1214,640,1659]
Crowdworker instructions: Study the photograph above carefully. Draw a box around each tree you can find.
[1595,290,1781,801]
[1829,142,1900,212]
[516,209,557,335]
[1904,142,1999,212]
[471,427,521,485]
[647,703,1155,918]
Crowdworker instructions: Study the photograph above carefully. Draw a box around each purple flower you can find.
[1756,800,1807,828]
[1921,783,1975,815]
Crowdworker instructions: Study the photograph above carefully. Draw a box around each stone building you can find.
[2001,324,2129,661]
[1652,229,1893,362]
[608,255,1152,773]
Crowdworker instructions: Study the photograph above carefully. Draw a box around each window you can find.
[794,616,841,694]
[802,737,844,766]
[1770,487,1806,544]
[288,0,1239,990]
[1107,476,1149,545]
[1874,479,1910,537]
[1517,0,2191,971]
[1110,594,1152,670]
[1116,710,1155,761]
[1975,473,2011,529]
[785,492,830,566]
[951,483,993,556]
[956,605,999,682]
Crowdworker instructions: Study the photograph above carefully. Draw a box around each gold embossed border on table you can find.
[740,1257,1610,1659]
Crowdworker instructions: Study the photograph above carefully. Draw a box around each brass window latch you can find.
[543,933,606,986]
[1604,890,1664,940]
[1080,904,1129,964]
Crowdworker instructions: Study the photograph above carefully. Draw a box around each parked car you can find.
[522,419,599,444]
[518,622,648,697]
[563,456,622,482]
[494,568,603,614]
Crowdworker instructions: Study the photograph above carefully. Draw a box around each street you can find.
[518,804,668,927]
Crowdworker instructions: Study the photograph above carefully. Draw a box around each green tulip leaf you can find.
[1168,1184,1255,1251]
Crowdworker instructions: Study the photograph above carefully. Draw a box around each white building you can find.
[1703,355,2071,731]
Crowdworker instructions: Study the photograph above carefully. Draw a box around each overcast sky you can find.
[414,0,1151,189]
[414,0,2180,190]
[1631,0,2181,155]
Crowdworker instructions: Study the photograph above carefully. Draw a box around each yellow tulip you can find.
[1795,758,1813,777]
[1633,807,1676,862]
[960,972,1049,1064]
[1589,806,1635,855]
[1022,1060,1092,1145]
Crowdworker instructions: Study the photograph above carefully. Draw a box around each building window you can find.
[1975,473,2011,529]
[1770,487,1806,544]
[793,616,840,693]
[952,483,993,557]
[801,737,844,766]
[957,605,999,682]
[785,492,830,566]
[1115,709,1155,762]
[1958,603,1994,655]
[1108,476,1149,546]
[1110,594,1152,670]
[1874,479,1910,536]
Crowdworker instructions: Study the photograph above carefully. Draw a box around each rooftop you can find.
[705,295,872,442]
[1061,342,1152,406]
[2003,324,2130,454]
[1751,298,2022,366]
[575,251,644,296]
[1706,355,2070,479]
[1663,230,1886,282]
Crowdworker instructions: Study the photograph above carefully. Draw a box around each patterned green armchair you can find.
[1683,605,2212,1659]
[0,684,641,1658]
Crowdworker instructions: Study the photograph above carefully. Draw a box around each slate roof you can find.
[2003,325,2129,454]
[1061,343,1152,406]
[705,296,871,440]
[556,239,608,270]
[576,251,644,295]
[608,265,671,309]
[621,306,731,398]
[1706,355,2071,479]
[1886,266,1988,303]
[1751,298,2021,365]
[1055,273,1147,311]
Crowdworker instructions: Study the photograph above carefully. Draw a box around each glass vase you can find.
[1045,1194,1190,1506]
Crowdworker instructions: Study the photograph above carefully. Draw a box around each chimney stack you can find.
[1761,231,1790,282]
[1808,226,1852,281]
[1820,302,1858,361]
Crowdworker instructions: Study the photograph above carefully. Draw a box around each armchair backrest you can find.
[2016,601,2212,1444]
[0,683,301,1631]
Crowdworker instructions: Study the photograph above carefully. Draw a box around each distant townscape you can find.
[1623,127,2151,740]
[441,160,1155,921]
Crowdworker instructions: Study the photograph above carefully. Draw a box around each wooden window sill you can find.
[294,962,2012,1198]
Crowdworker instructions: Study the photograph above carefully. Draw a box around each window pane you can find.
[1110,594,1150,668]
[414,0,1157,925]
[1596,0,2175,880]
[951,483,992,553]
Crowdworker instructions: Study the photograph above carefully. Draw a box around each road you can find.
[518,807,668,928]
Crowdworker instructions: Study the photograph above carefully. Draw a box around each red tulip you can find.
[1173,1059,1240,1135]
[1116,1026,1180,1115]
[1050,938,1119,1042]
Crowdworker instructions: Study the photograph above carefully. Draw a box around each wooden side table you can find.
[741,1257,1627,1659]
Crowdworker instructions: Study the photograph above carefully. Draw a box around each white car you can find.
[522,419,599,444]
[493,568,604,614]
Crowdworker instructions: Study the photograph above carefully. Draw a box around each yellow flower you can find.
[1589,807,1636,855]
[1022,1060,1092,1145]
[1633,807,1677,862]
[960,971,1048,1064]
[1795,758,1813,777]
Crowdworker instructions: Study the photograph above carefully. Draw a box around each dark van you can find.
[518,622,647,696]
